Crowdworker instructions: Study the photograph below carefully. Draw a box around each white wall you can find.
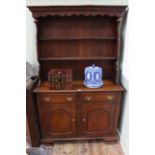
[26,8,39,74]
[27,0,128,6]
[120,77,129,155]
[26,1,129,155]
[119,12,129,155]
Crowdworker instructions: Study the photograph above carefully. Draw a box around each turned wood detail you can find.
[115,17,123,84]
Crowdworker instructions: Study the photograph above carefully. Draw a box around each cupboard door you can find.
[81,103,115,137]
[38,103,76,139]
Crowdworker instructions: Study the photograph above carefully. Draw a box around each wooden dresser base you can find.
[40,132,119,144]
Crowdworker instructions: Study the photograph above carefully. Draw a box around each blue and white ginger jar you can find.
[83,64,103,88]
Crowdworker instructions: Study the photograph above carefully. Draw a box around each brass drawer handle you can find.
[107,95,114,101]
[82,118,86,122]
[65,96,73,102]
[85,96,92,101]
[72,118,76,122]
[44,97,51,102]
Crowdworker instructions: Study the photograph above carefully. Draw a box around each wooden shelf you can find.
[33,79,124,93]
[39,37,117,41]
[39,57,117,61]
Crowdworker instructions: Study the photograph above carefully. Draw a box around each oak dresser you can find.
[27,5,127,146]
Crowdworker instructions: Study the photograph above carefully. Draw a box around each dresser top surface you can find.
[33,80,124,93]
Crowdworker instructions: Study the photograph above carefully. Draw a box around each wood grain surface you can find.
[45,141,125,155]
[33,80,124,93]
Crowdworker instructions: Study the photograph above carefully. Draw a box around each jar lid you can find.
[85,64,101,71]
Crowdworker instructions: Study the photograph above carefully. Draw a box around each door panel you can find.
[81,103,115,136]
[38,103,76,138]
[87,109,109,131]
[48,108,72,133]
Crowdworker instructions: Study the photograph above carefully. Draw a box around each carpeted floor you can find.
[44,141,125,155]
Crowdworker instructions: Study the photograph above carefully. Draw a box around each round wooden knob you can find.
[82,118,86,122]
[72,118,75,122]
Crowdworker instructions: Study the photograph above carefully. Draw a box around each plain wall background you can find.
[120,13,129,154]
[27,0,128,6]
[26,1,129,154]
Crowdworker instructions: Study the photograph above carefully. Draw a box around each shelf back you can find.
[38,16,117,39]
[28,5,128,84]
[39,60,115,81]
[37,15,118,81]
[38,16,117,59]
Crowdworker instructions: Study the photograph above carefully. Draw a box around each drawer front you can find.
[80,92,116,103]
[37,93,77,104]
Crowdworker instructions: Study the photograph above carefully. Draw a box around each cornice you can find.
[28,5,128,19]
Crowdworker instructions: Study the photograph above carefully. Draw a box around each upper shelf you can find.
[39,37,117,41]
[38,57,117,61]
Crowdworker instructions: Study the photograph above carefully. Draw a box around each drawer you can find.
[37,93,77,104]
[80,93,116,103]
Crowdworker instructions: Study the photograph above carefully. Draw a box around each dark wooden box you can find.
[48,69,72,90]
